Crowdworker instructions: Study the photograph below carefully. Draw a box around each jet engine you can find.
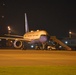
[14,40,23,49]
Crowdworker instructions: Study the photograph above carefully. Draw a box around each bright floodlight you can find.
[8,26,11,31]
[69,31,72,34]
[65,41,68,44]
[69,30,72,38]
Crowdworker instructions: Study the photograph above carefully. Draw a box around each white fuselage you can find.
[23,30,48,42]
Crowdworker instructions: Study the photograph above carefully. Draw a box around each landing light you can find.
[65,41,68,44]
[31,45,34,48]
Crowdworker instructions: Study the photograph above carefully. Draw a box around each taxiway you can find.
[0,49,76,66]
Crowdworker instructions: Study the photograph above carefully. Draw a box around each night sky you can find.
[0,0,76,37]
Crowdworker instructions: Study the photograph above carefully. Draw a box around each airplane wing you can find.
[0,36,25,41]
[4,34,23,38]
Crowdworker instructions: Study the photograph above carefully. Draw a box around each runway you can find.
[0,49,76,66]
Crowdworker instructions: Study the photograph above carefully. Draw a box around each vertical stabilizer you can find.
[25,13,29,33]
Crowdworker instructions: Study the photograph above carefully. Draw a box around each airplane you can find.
[0,13,50,49]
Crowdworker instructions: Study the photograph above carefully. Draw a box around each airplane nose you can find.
[39,35,47,43]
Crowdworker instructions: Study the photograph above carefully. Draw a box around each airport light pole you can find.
[7,26,11,34]
[69,30,72,38]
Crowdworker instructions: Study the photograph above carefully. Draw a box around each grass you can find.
[0,66,76,75]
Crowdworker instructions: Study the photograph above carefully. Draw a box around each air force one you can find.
[0,13,49,49]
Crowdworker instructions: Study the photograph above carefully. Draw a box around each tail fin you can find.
[25,13,29,33]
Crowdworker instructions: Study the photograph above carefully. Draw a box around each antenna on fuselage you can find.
[25,13,29,33]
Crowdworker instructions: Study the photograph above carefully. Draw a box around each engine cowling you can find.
[14,40,23,48]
